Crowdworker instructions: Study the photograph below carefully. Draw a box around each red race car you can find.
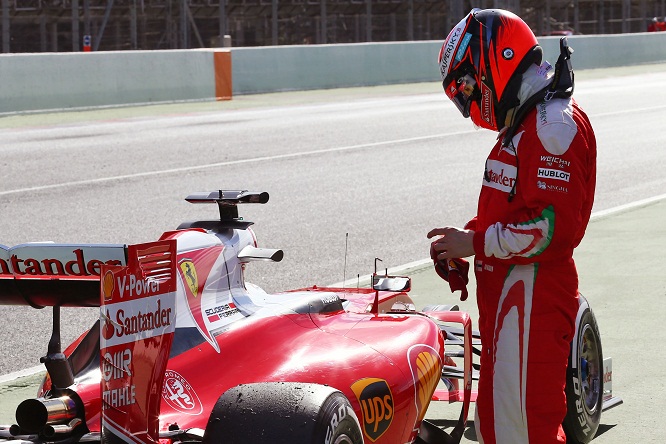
[0,190,620,444]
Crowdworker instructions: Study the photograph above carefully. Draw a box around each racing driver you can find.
[427,8,597,444]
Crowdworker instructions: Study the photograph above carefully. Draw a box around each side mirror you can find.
[371,275,411,292]
[238,245,284,263]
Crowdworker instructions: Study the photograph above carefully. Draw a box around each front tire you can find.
[562,296,603,444]
[202,382,364,444]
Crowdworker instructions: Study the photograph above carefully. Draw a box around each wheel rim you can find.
[333,435,355,444]
[578,324,601,413]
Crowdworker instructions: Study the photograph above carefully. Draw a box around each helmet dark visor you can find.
[443,68,479,118]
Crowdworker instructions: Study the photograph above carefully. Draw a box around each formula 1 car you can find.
[0,190,621,444]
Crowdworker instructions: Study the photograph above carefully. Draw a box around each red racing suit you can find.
[468,97,597,444]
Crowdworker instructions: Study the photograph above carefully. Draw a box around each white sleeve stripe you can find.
[483,207,555,259]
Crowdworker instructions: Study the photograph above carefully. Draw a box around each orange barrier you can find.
[214,50,232,100]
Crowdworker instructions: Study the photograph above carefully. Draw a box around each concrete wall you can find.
[539,32,666,70]
[233,33,666,94]
[0,50,217,114]
[2,32,666,114]
[231,41,439,94]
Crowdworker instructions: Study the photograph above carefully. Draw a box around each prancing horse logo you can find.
[180,261,198,297]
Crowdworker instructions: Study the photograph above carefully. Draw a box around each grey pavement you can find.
[1,195,664,443]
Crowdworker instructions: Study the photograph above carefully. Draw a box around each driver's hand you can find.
[427,227,475,259]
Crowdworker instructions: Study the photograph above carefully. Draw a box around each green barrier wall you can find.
[1,32,666,114]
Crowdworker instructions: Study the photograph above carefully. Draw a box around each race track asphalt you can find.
[1,194,664,443]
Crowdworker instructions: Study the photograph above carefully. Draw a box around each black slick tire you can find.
[202,382,363,444]
[562,296,603,444]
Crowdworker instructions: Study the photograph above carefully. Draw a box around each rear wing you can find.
[0,243,127,308]
[4,240,178,442]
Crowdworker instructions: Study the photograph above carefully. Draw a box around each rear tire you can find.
[202,382,363,444]
[562,296,603,444]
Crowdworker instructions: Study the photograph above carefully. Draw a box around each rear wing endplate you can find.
[0,243,127,308]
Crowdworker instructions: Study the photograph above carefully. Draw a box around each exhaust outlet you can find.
[15,395,77,434]
[43,418,83,438]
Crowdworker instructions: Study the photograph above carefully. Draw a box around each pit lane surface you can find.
[0,63,665,442]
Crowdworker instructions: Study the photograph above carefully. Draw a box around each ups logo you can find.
[351,378,394,442]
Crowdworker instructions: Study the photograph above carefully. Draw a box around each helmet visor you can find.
[443,73,477,118]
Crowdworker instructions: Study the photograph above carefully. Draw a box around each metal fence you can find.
[2,0,666,53]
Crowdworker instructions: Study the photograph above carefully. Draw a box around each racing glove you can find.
[429,243,470,301]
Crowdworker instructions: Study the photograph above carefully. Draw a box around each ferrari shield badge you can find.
[177,251,223,354]
[180,260,199,297]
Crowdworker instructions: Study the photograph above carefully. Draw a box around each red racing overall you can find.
[468,97,597,443]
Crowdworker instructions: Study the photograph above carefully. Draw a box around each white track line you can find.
[0,131,474,197]
[1,101,662,198]
[330,193,666,287]
[0,364,44,384]
[589,193,666,219]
